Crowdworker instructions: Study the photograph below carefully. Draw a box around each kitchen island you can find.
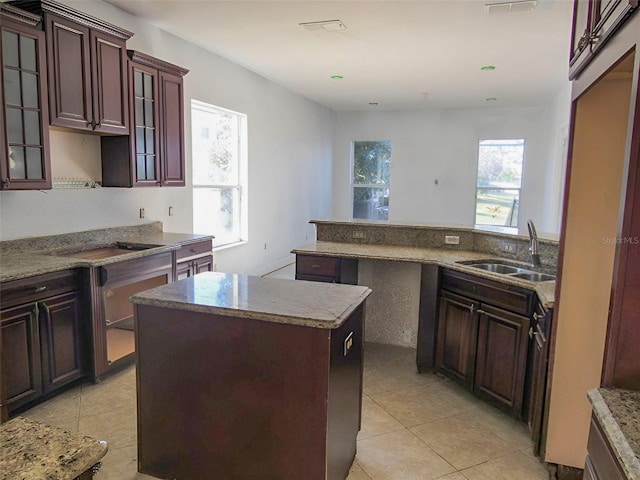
[130,272,372,480]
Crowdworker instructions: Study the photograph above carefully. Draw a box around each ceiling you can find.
[104,0,573,111]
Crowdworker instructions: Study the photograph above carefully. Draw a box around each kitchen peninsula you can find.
[130,272,372,480]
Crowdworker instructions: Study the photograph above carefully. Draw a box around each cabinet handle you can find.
[33,285,47,293]
[476,309,486,315]
[468,304,476,314]
[1,178,9,187]
[529,327,539,339]
[533,312,542,321]
[311,264,321,268]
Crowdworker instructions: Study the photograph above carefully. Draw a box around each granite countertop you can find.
[292,241,556,307]
[588,388,640,479]
[0,232,214,283]
[130,271,373,329]
[0,416,108,480]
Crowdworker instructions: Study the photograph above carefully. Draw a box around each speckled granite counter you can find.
[0,416,108,480]
[588,388,640,479]
[130,271,372,329]
[292,241,556,307]
[0,222,213,282]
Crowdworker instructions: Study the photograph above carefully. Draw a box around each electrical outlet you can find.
[502,241,517,253]
[444,235,460,245]
[169,206,174,216]
[139,208,145,219]
[353,231,365,239]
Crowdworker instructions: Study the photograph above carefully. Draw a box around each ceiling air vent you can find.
[299,20,346,32]
[484,0,537,13]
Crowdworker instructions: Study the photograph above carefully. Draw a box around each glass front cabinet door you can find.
[1,4,51,190]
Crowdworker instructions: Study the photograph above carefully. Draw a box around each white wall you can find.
[332,103,570,233]
[0,0,333,275]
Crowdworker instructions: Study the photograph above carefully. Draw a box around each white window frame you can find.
[474,138,525,229]
[191,100,248,249]
[350,140,392,221]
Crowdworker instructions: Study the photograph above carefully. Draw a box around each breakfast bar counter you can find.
[130,272,372,480]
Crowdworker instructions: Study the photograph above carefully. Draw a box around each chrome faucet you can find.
[527,219,541,267]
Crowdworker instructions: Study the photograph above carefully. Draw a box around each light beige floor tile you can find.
[359,396,405,440]
[410,413,517,470]
[469,402,532,450]
[80,375,137,418]
[94,445,156,480]
[22,386,82,432]
[460,450,549,480]
[435,473,469,480]
[357,429,455,480]
[364,368,428,396]
[347,460,373,480]
[78,406,137,451]
[370,386,462,427]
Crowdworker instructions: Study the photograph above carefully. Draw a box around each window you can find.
[191,100,247,247]
[475,139,525,227]
[352,141,391,220]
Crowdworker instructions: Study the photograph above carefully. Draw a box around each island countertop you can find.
[130,271,373,329]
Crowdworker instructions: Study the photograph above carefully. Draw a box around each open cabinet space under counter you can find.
[131,272,372,480]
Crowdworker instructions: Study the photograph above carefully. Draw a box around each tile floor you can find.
[19,263,550,479]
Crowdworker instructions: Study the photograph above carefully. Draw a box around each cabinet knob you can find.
[33,285,47,293]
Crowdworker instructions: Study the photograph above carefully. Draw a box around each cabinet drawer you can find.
[586,415,625,480]
[442,269,534,316]
[296,255,339,279]
[175,240,213,262]
[1,270,79,309]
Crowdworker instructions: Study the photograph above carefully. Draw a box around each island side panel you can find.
[134,305,331,480]
[327,304,364,480]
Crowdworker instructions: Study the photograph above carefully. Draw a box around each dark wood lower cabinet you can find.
[1,304,42,411]
[435,269,536,419]
[435,290,479,389]
[0,270,86,415]
[583,415,625,479]
[474,304,530,416]
[295,254,358,284]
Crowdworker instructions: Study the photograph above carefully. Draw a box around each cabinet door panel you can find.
[40,292,84,392]
[46,14,92,129]
[1,303,42,411]
[475,304,530,417]
[194,255,214,274]
[159,71,185,186]
[436,290,479,389]
[91,31,128,134]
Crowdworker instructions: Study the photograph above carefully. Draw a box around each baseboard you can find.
[253,254,296,277]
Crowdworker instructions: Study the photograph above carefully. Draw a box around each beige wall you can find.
[545,73,633,467]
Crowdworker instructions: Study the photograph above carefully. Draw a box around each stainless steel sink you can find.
[457,259,556,282]
[510,272,556,282]
[468,263,526,274]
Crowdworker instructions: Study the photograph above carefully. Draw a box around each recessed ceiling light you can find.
[331,75,344,79]
[484,0,537,14]
[486,97,498,101]
[481,65,496,71]
[300,20,346,32]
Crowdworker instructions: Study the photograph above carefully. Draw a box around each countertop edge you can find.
[588,388,640,480]
[131,285,373,329]
[292,241,556,308]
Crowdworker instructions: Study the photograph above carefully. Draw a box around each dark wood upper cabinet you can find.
[569,0,638,79]
[0,4,51,190]
[102,51,188,187]
[9,0,133,134]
